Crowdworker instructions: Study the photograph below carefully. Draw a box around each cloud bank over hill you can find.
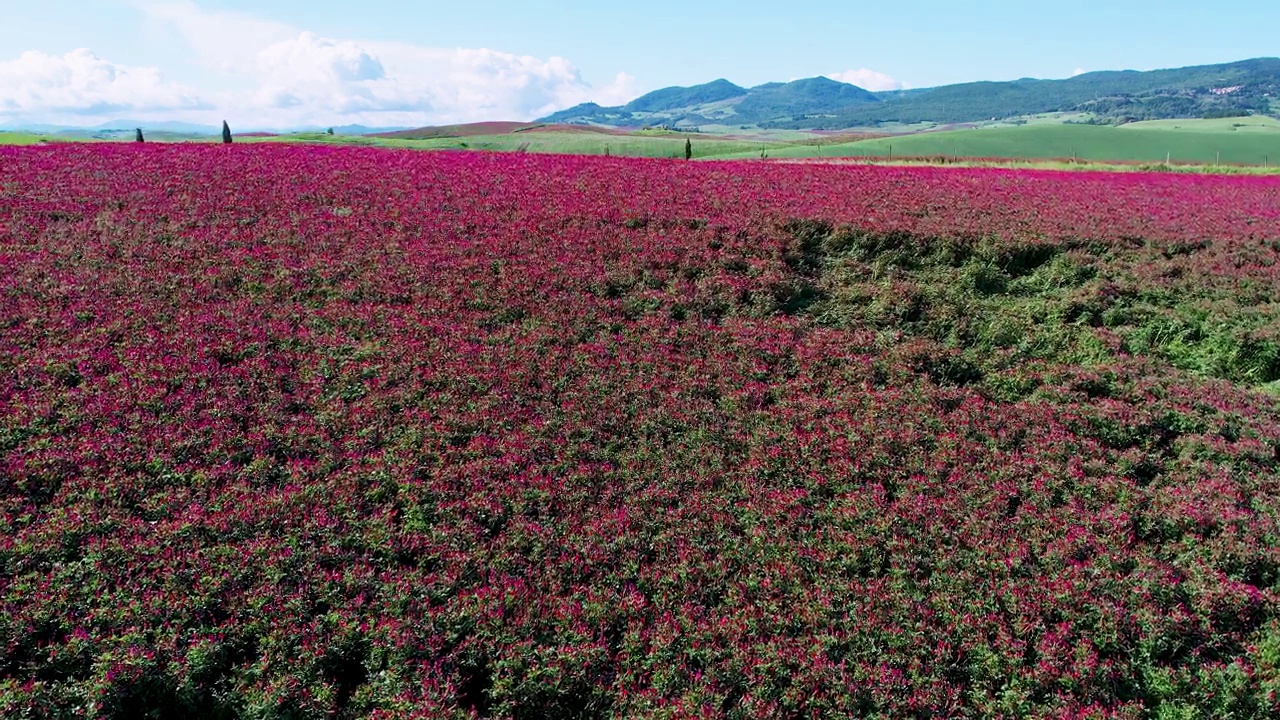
[0,48,208,119]
[827,68,906,91]
[0,0,640,129]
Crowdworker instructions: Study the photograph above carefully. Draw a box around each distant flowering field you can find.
[3,144,1280,718]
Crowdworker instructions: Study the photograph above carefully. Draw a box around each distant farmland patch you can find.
[371,121,548,139]
[717,122,1280,166]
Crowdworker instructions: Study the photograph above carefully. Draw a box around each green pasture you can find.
[803,158,1280,175]
[399,132,771,158]
[694,124,828,141]
[1,129,239,144]
[716,123,1280,166]
[981,112,1095,128]
[10,118,1280,168]
[1117,116,1280,133]
[259,130,774,158]
[0,132,55,145]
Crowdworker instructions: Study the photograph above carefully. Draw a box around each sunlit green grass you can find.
[11,120,1280,171]
[258,131,777,158]
[0,132,56,145]
[1118,116,1280,133]
[716,123,1280,166]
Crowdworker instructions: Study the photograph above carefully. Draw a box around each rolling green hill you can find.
[622,78,748,113]
[541,79,754,126]
[544,58,1280,131]
[384,131,765,158]
[0,132,52,145]
[248,129,769,158]
[1116,116,1280,133]
[733,77,878,122]
[0,125,776,158]
[540,75,881,127]
[13,121,1277,169]
[790,57,1280,129]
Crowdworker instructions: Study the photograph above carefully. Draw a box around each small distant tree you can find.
[684,137,692,160]
[135,128,145,143]
[327,127,334,136]
[222,121,233,144]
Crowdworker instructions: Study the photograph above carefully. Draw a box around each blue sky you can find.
[1,0,1276,128]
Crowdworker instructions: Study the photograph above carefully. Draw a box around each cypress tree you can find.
[684,137,692,160]
[222,121,233,144]
[135,128,145,143]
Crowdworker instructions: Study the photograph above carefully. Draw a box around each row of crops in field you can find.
[2,144,1280,717]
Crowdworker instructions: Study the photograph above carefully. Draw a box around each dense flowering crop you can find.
[2,144,1280,718]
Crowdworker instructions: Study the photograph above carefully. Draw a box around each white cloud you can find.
[1072,68,1088,77]
[0,48,205,120]
[828,68,906,91]
[356,41,638,124]
[259,33,385,85]
[115,0,643,128]
[249,32,387,115]
[594,72,640,106]
[131,0,293,74]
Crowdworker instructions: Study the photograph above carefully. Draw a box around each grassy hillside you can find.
[540,76,881,127]
[547,57,1280,130]
[372,122,546,139]
[16,119,1275,168]
[0,130,217,144]
[720,124,1280,166]
[0,132,55,145]
[249,130,770,158]
[0,127,784,158]
[622,78,747,113]
[1117,116,1280,133]
[769,58,1280,129]
[731,77,879,122]
[390,131,767,158]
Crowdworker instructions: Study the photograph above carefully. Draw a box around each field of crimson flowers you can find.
[3,144,1280,719]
